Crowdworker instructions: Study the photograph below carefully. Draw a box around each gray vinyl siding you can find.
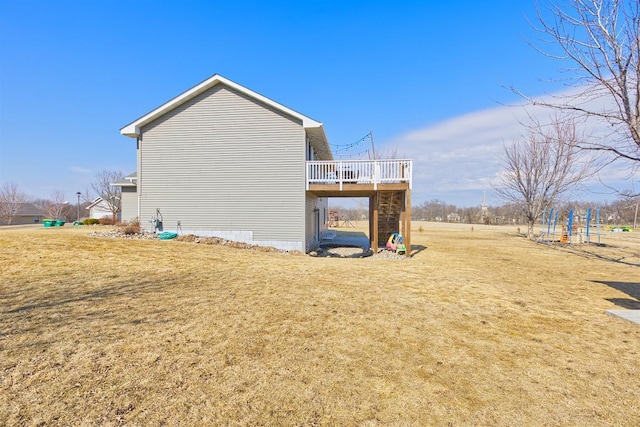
[120,187,137,222]
[305,194,318,251]
[304,194,329,251]
[138,84,306,250]
[319,197,328,236]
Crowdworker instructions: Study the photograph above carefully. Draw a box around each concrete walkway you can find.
[320,230,370,250]
[606,310,640,325]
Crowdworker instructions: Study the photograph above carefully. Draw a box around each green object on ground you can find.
[54,220,65,226]
[43,219,54,227]
[158,231,178,240]
[73,221,84,226]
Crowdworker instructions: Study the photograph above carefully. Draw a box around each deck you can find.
[306,159,413,256]
[306,160,412,194]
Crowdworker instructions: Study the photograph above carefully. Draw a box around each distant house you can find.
[111,172,137,221]
[0,203,45,225]
[447,213,461,222]
[86,197,118,220]
[117,74,413,253]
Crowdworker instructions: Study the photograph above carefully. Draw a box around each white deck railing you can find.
[306,160,412,190]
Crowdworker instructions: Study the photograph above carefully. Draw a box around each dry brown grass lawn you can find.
[1,223,639,426]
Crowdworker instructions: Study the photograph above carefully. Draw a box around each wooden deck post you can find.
[400,194,405,240]
[405,189,411,257]
[371,193,379,253]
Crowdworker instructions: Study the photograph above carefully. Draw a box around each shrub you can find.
[99,217,116,225]
[119,218,140,235]
[83,218,100,225]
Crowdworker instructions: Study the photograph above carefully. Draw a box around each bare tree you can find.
[44,189,67,220]
[91,170,123,221]
[373,145,400,160]
[494,118,594,239]
[518,0,640,170]
[0,182,27,225]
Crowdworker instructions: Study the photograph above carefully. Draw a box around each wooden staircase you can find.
[376,191,404,245]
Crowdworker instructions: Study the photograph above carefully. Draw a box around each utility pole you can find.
[76,192,81,221]
[369,130,376,160]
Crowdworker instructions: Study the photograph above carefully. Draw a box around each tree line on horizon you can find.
[330,196,639,228]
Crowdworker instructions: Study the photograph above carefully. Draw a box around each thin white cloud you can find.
[70,166,92,174]
[383,89,638,206]
[388,106,525,204]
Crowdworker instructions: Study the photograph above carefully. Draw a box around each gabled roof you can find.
[111,172,137,188]
[120,74,328,142]
[12,203,45,216]
[86,197,108,210]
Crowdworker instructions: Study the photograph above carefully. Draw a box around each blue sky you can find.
[0,0,636,207]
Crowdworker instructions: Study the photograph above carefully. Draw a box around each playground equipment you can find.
[539,207,603,244]
[328,209,355,228]
[539,208,559,242]
[386,233,406,255]
[584,207,603,244]
[565,209,574,243]
[573,207,604,245]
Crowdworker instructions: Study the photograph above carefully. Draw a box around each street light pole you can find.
[76,192,81,221]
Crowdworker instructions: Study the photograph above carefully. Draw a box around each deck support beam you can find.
[370,193,379,253]
[405,189,411,257]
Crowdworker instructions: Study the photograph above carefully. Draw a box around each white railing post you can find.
[373,160,378,190]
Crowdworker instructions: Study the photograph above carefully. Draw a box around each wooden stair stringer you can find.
[376,191,403,245]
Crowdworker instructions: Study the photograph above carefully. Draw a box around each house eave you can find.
[111,182,136,187]
[121,125,140,138]
[86,197,104,210]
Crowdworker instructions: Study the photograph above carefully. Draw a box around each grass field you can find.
[1,223,639,426]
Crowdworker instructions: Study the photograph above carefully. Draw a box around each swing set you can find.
[538,208,602,245]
